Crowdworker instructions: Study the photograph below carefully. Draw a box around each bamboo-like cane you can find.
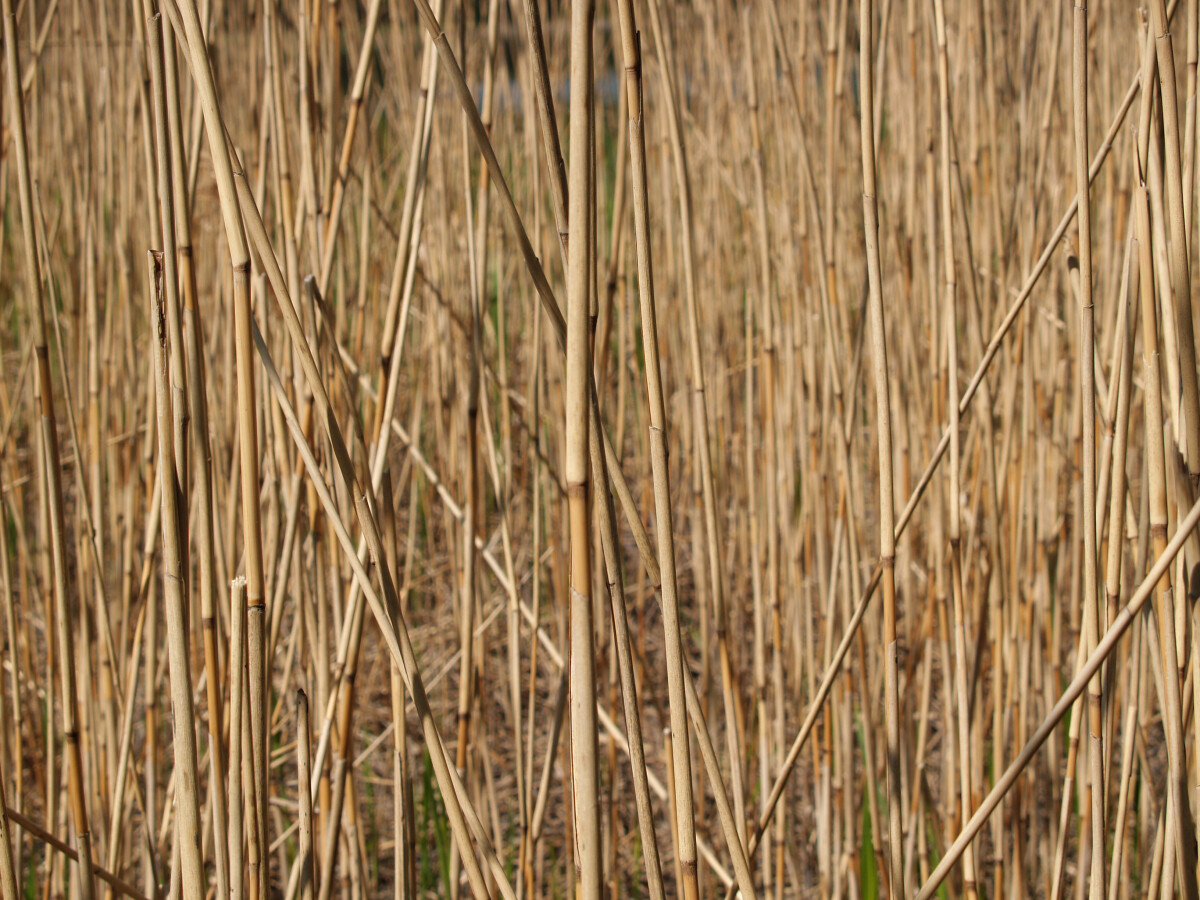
[857,0,903,893]
[930,1,975,896]
[316,0,383,297]
[0,761,16,900]
[1133,114,1200,900]
[161,7,228,893]
[1150,0,1200,486]
[2,3,95,899]
[565,0,602,896]
[1069,5,1107,899]
[168,4,270,891]
[145,246,206,900]
[297,691,315,900]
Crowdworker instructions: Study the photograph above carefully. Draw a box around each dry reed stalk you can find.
[2,3,96,899]
[1069,5,1106,900]
[521,311,544,900]
[399,17,701,880]
[609,0,708,893]
[228,577,247,900]
[15,4,1200,900]
[296,691,315,900]
[316,0,382,297]
[168,4,271,892]
[37,193,127,893]
[243,288,504,897]
[636,1,726,892]
[1150,0,1200,485]
[565,0,602,896]
[382,467,418,900]
[161,6,228,891]
[145,246,205,900]
[373,3,439,444]
[2,806,147,900]
[516,0,567,258]
[857,0,902,893]
[916,487,1200,899]
[350,324,745,890]
[448,113,482,900]
[0,474,20,899]
[0,743,16,900]
[404,0,666,600]
[234,196,506,900]
[590,444,667,900]
[1134,109,1200,900]
[740,6,769,864]
[930,1,975,896]
[716,21,1166,899]
[314,592,364,900]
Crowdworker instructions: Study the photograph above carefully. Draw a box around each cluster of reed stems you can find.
[10,0,1200,899]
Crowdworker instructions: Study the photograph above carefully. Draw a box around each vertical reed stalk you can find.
[566,0,602,896]
[857,0,902,893]
[170,4,270,890]
[2,3,95,898]
[930,1,975,896]
[1070,6,1107,899]
[145,247,206,900]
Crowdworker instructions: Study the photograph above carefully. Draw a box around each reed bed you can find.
[5,0,1200,899]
